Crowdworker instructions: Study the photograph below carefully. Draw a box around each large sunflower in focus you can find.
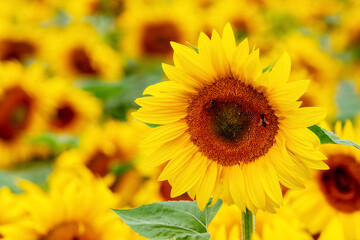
[287,120,360,240]
[134,24,327,213]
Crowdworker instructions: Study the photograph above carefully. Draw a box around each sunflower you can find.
[43,78,102,134]
[332,7,360,55]
[44,23,123,81]
[117,0,200,59]
[0,0,56,25]
[204,0,266,41]
[0,21,44,63]
[56,119,149,206]
[0,167,145,240]
[0,62,47,167]
[133,24,327,213]
[286,120,360,240]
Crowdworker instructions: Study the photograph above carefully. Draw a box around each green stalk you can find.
[241,208,255,240]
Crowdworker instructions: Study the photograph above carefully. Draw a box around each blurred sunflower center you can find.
[40,222,98,240]
[141,22,181,56]
[86,150,127,177]
[231,18,249,39]
[186,77,278,166]
[0,86,33,141]
[68,47,99,75]
[51,103,76,129]
[318,154,360,213]
[0,39,36,62]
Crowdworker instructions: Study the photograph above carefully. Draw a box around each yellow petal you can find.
[142,120,188,147]
[280,107,327,128]
[196,161,218,210]
[171,42,215,82]
[158,145,198,181]
[245,162,266,210]
[231,38,249,79]
[269,80,310,101]
[259,160,283,205]
[210,30,231,78]
[269,52,291,87]
[145,133,190,168]
[170,153,208,197]
[229,164,246,211]
[132,108,187,125]
[222,23,236,63]
[162,63,203,90]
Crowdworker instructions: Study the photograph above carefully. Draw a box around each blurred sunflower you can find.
[133,24,327,213]
[253,209,345,240]
[332,7,360,59]
[43,78,102,134]
[0,22,43,63]
[0,0,56,25]
[56,119,148,206]
[118,0,200,59]
[0,62,47,167]
[44,23,123,81]
[0,168,144,240]
[287,120,360,239]
[204,0,266,41]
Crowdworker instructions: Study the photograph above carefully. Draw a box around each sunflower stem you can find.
[241,208,255,240]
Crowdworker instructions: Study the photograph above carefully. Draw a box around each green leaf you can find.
[309,125,360,150]
[113,199,223,240]
[76,73,161,121]
[335,81,360,121]
[0,160,53,193]
[110,162,134,176]
[27,133,78,155]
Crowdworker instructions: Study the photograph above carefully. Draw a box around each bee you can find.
[205,99,217,109]
[258,114,269,127]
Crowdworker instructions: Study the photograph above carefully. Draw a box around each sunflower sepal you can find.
[112,199,223,240]
[186,41,199,53]
[309,124,360,149]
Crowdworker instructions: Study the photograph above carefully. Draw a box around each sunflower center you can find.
[51,103,76,129]
[186,78,278,166]
[141,22,181,56]
[40,222,98,240]
[317,154,360,213]
[211,102,250,142]
[69,47,98,75]
[86,149,127,177]
[0,39,36,62]
[0,86,33,142]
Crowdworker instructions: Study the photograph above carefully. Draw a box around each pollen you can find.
[186,78,279,166]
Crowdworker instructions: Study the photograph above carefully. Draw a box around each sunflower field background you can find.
[1,0,360,239]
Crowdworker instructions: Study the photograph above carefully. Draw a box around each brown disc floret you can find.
[186,78,278,166]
